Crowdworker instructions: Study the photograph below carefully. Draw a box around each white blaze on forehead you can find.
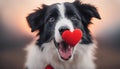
[56,3,74,32]
[57,3,65,18]
[55,3,74,43]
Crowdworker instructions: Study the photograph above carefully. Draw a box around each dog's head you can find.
[26,0,101,61]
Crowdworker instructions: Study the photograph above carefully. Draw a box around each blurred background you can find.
[0,0,120,69]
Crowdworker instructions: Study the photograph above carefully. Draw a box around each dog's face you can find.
[26,1,101,61]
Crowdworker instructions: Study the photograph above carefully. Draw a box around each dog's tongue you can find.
[59,43,72,60]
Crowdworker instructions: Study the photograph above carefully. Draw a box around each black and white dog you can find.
[25,0,101,69]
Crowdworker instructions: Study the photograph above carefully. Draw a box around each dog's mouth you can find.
[55,41,74,60]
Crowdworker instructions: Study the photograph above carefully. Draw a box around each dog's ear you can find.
[26,5,48,32]
[73,0,101,25]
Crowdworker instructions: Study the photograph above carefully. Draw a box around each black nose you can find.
[59,26,69,35]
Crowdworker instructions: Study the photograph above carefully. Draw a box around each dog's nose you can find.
[59,26,69,35]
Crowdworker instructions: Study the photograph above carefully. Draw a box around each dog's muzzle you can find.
[54,26,74,60]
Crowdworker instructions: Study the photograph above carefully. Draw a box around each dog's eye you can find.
[71,15,78,21]
[48,17,55,23]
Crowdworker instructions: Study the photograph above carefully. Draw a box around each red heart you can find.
[62,29,82,46]
[45,65,54,69]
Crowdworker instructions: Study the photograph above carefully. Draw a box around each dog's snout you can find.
[59,26,69,35]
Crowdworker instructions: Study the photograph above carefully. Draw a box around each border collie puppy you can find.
[25,0,101,69]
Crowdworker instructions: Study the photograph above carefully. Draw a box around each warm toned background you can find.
[0,0,120,69]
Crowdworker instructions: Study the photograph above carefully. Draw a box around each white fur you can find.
[25,37,96,69]
[57,3,65,18]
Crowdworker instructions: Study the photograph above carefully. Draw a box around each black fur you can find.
[72,1,101,44]
[26,5,48,32]
[64,1,101,44]
[36,4,59,48]
[27,4,59,48]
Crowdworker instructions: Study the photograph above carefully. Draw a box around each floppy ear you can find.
[26,5,47,32]
[73,0,101,25]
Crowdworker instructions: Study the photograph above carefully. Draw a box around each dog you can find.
[25,0,101,69]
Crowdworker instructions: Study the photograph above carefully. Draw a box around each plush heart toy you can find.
[62,29,83,46]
